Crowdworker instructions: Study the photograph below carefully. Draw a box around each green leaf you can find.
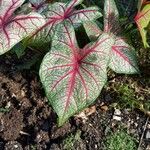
[135,3,150,48]
[40,22,114,126]
[11,42,26,58]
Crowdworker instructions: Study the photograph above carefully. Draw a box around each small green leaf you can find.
[11,42,26,58]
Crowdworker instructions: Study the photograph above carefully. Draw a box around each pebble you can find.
[113,115,121,121]
[101,105,108,112]
[114,109,121,116]
[5,141,23,150]
[146,145,150,150]
[124,109,130,115]
[146,130,150,139]
[113,109,121,121]
[147,124,150,129]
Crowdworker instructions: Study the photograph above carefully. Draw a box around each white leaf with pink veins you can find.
[0,0,45,55]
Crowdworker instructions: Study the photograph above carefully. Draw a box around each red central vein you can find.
[64,69,77,112]
[135,9,150,20]
[77,70,88,101]
[63,24,77,56]
[3,0,19,23]
[112,46,131,64]
[3,27,10,46]
[64,24,74,47]
[82,37,109,60]
[65,0,77,15]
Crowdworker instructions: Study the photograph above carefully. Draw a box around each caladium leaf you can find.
[0,0,45,55]
[138,0,150,11]
[40,22,114,126]
[84,0,139,74]
[135,3,150,48]
[66,0,83,8]
[29,0,102,46]
[83,21,102,41]
[29,0,48,13]
[104,0,120,35]
[85,25,139,74]
[109,37,139,74]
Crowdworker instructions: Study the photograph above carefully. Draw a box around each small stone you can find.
[146,130,150,139]
[124,109,130,115]
[134,123,138,127]
[21,90,26,97]
[5,102,11,109]
[147,124,150,129]
[114,109,121,116]
[101,105,108,112]
[5,141,23,150]
[113,115,121,121]
[146,144,150,150]
[130,129,136,134]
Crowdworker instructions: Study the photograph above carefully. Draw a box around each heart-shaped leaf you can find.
[84,0,139,74]
[104,0,120,35]
[40,22,114,126]
[135,3,150,48]
[29,0,102,46]
[0,0,45,55]
[109,37,139,74]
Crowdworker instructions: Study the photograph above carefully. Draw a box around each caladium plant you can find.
[135,1,150,48]
[0,0,141,127]
[0,0,45,55]
[40,22,115,126]
[84,0,139,74]
[28,0,102,46]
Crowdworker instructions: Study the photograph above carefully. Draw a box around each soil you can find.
[0,51,149,150]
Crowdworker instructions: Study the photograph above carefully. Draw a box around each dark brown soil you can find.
[0,52,149,150]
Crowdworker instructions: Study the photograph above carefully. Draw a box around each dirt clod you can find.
[1,108,23,141]
[5,141,23,150]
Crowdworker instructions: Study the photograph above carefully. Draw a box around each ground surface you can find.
[0,49,149,150]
